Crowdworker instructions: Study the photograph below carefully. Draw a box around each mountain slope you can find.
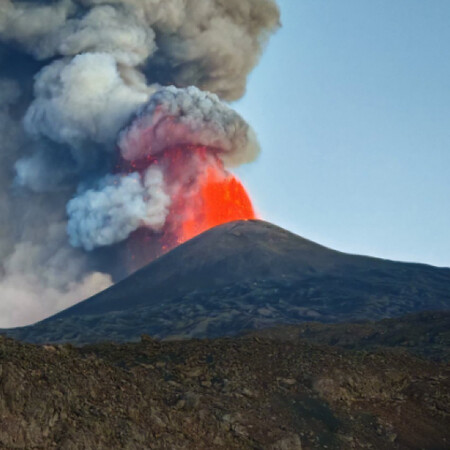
[3,220,450,344]
[51,220,364,318]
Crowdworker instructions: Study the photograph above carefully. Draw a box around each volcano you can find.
[4,220,450,344]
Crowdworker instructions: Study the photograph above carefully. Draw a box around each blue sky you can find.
[234,0,450,267]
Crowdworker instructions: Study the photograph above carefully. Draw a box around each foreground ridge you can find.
[0,323,449,449]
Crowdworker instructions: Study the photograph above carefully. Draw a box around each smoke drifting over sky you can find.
[0,0,279,327]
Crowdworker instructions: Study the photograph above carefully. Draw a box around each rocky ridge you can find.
[1,319,449,449]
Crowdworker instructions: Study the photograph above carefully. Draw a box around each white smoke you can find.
[24,53,150,149]
[0,0,279,328]
[67,167,170,251]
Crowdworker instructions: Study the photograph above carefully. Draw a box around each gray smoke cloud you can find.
[118,85,259,167]
[0,0,279,327]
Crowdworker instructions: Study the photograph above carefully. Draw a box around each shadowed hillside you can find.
[3,220,450,345]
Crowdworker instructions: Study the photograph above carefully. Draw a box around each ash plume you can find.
[118,86,259,168]
[0,0,280,327]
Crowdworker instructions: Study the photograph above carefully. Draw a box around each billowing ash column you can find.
[0,0,280,327]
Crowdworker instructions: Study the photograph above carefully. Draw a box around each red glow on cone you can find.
[121,144,257,270]
[178,166,256,243]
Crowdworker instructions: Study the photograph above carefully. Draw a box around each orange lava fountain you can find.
[161,145,256,246]
[178,165,256,243]
[122,144,257,269]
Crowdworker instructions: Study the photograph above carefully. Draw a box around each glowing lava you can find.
[121,144,257,270]
[160,145,257,246]
[177,165,256,243]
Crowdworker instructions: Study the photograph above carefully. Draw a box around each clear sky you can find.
[234,0,450,268]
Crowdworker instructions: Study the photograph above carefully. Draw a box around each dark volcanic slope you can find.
[4,220,450,344]
[249,310,450,363]
[51,219,373,318]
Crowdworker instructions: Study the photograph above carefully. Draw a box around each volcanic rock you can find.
[0,322,449,449]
